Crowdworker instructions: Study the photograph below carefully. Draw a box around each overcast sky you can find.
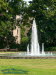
[24,0,32,4]
[24,0,32,2]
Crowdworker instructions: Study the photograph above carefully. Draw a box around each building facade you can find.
[13,15,21,44]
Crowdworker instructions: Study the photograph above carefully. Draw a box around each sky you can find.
[24,0,32,1]
[23,0,32,4]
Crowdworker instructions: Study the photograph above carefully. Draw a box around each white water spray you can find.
[27,19,45,56]
[27,44,29,54]
[42,43,45,55]
[30,19,40,55]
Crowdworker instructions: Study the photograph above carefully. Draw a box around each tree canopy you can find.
[27,0,56,46]
[0,0,26,48]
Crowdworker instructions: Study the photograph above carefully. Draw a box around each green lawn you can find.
[0,59,56,75]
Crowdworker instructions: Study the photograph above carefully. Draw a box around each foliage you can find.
[28,0,56,46]
[46,47,56,51]
[0,0,26,49]
[20,37,29,51]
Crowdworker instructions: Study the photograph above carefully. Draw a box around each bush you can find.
[45,47,56,51]
[20,37,29,51]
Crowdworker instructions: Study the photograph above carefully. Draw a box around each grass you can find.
[0,59,56,75]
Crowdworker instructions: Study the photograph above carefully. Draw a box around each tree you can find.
[27,0,56,46]
[0,0,26,48]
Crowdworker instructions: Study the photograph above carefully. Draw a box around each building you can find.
[13,15,21,44]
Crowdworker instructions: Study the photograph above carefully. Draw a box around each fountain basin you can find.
[0,52,56,59]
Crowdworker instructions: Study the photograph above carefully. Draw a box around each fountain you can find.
[27,44,29,55]
[27,19,45,56]
[31,19,40,55]
[26,19,55,57]
[42,43,45,55]
[0,18,56,59]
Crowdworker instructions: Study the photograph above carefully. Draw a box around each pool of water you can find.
[0,52,56,58]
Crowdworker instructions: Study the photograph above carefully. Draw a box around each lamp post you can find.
[6,9,9,50]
